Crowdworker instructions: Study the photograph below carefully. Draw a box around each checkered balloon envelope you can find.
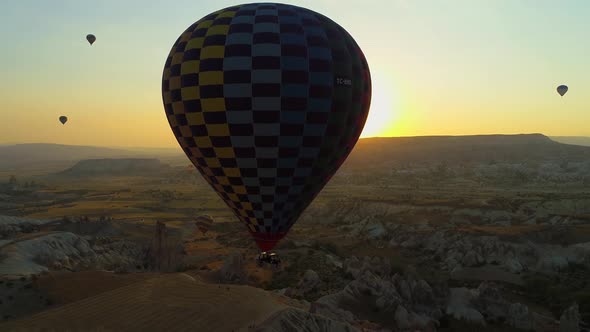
[162,3,371,251]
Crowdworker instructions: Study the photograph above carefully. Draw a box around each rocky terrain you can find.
[1,135,589,331]
[0,215,53,239]
[270,255,584,332]
[290,194,590,329]
[0,222,146,277]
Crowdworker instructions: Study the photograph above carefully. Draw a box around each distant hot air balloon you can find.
[162,3,371,252]
[195,215,214,235]
[557,85,568,97]
[59,116,68,125]
[86,34,96,45]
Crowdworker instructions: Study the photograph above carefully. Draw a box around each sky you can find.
[0,0,588,148]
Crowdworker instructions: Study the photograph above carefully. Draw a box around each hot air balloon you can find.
[59,116,68,125]
[162,3,371,252]
[557,85,568,97]
[86,34,96,45]
[195,215,214,235]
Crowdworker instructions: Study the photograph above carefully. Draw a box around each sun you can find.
[360,73,397,138]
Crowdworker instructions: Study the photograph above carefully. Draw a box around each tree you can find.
[8,175,17,185]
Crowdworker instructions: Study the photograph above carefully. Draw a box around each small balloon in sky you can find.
[557,85,568,97]
[86,34,96,45]
[59,116,68,125]
[195,215,214,235]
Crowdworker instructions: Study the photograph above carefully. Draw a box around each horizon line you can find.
[2,133,590,150]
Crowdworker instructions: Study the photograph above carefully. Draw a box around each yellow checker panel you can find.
[217,177,230,186]
[205,158,221,168]
[185,113,205,126]
[171,53,184,65]
[180,60,200,75]
[195,136,213,148]
[185,38,204,50]
[200,46,225,59]
[171,101,185,114]
[206,25,230,36]
[199,71,224,85]
[214,147,235,159]
[207,125,230,137]
[224,168,240,177]
[181,87,200,101]
[217,11,237,18]
[169,77,181,90]
[196,20,213,29]
[234,186,247,195]
[201,98,226,111]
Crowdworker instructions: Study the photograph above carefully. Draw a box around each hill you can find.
[550,136,590,147]
[0,143,187,176]
[56,158,171,177]
[343,134,590,170]
[0,144,183,172]
[0,144,137,168]
[3,135,590,175]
